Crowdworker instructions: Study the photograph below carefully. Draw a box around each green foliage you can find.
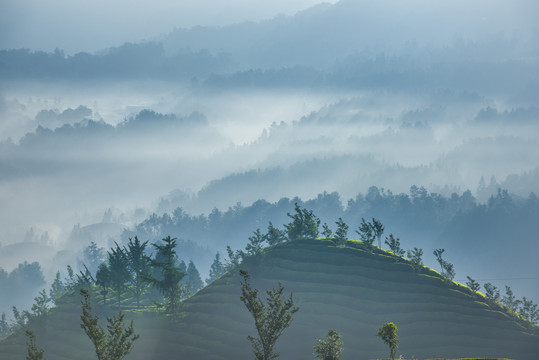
[107,243,131,309]
[313,329,343,360]
[406,247,423,270]
[184,260,204,294]
[433,248,455,280]
[465,276,480,293]
[519,297,539,324]
[125,236,151,308]
[484,282,501,302]
[376,322,399,360]
[206,252,225,283]
[25,330,45,360]
[501,285,521,312]
[239,269,299,360]
[266,221,286,246]
[49,271,65,304]
[79,289,140,360]
[284,203,320,241]
[225,245,244,271]
[145,236,186,318]
[0,312,9,340]
[321,223,333,240]
[82,241,106,275]
[334,218,348,247]
[96,263,111,306]
[12,306,29,328]
[30,289,50,317]
[371,218,385,248]
[246,228,267,256]
[355,218,376,247]
[384,234,405,257]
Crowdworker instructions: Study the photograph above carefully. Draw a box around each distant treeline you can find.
[124,186,539,255]
[2,44,538,93]
[0,43,235,80]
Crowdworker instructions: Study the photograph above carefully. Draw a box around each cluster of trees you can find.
[0,261,45,313]
[1,236,207,340]
[465,278,539,326]
[131,186,539,259]
[0,44,235,80]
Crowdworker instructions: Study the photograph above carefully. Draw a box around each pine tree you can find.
[95,263,111,306]
[49,271,65,303]
[501,285,521,312]
[385,234,405,256]
[107,243,131,309]
[321,223,333,240]
[185,260,204,294]
[240,270,299,360]
[125,236,150,308]
[466,276,481,293]
[371,218,385,248]
[484,282,501,302]
[355,218,375,247]
[266,222,286,246]
[79,289,140,360]
[284,203,320,241]
[25,330,45,360]
[31,289,50,317]
[245,229,266,256]
[145,236,186,318]
[334,218,348,247]
[406,247,423,270]
[313,329,344,360]
[206,252,225,284]
[0,312,10,340]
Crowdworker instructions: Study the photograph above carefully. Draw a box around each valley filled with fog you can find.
[1,0,539,321]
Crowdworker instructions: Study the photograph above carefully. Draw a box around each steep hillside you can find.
[1,239,538,359]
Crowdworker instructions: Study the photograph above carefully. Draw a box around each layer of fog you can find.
[2,82,539,261]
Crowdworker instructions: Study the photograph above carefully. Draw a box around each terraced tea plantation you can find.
[1,239,537,359]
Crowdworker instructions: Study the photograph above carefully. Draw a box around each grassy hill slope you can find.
[1,239,538,359]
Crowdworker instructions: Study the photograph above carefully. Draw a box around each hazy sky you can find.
[0,0,337,54]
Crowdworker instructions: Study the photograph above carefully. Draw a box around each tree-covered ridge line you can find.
[1,205,538,358]
[130,186,539,250]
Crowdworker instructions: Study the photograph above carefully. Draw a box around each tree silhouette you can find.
[239,269,299,360]
[145,236,186,318]
[80,289,140,360]
[284,203,320,241]
[125,236,150,308]
[313,329,343,360]
[376,322,399,360]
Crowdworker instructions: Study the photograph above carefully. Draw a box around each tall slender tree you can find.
[206,252,225,284]
[334,218,348,247]
[385,234,405,256]
[355,218,375,247]
[107,243,131,309]
[371,218,384,248]
[240,269,299,360]
[145,236,186,318]
[125,236,150,308]
[95,263,111,306]
[79,289,140,360]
